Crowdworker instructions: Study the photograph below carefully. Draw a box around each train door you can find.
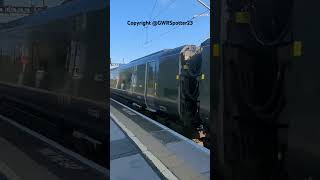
[144,61,157,111]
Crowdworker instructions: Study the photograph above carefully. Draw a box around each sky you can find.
[110,0,210,63]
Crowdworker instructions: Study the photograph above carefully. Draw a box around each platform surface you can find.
[110,118,162,180]
[0,115,107,180]
[110,99,210,180]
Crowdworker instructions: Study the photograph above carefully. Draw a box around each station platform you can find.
[0,115,108,180]
[110,98,210,180]
[110,118,163,179]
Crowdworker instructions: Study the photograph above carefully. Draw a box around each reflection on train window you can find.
[81,13,87,31]
[135,64,145,94]
[119,67,132,91]
[131,65,137,91]
[147,61,157,96]
[116,73,122,89]
[12,46,16,64]
[1,47,8,62]
[31,41,40,70]
[66,40,85,78]
[110,69,119,88]
[73,14,87,32]
[158,55,178,101]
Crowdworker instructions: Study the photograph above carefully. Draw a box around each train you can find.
[110,39,210,143]
[0,0,108,167]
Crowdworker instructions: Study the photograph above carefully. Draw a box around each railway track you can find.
[0,99,108,170]
[0,113,108,179]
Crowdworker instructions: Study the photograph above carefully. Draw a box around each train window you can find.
[158,55,178,100]
[65,45,70,70]
[1,48,6,63]
[67,41,74,72]
[117,71,123,89]
[110,69,119,88]
[147,61,157,96]
[11,46,15,64]
[66,40,85,78]
[73,14,86,32]
[17,44,29,66]
[31,41,40,70]
[125,68,133,91]
[82,13,87,31]
[73,16,79,32]
[131,65,137,91]
[118,67,133,91]
[135,64,145,94]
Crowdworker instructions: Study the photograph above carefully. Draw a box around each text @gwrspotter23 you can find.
[127,20,193,27]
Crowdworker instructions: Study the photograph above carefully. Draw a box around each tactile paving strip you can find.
[150,130,181,144]
[110,138,140,160]
[111,101,162,132]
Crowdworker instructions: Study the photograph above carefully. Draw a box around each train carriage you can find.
[111,40,211,141]
[0,0,108,167]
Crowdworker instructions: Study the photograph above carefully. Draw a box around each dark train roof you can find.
[201,38,210,47]
[116,45,187,70]
[111,40,209,72]
[0,0,107,30]
[131,45,185,63]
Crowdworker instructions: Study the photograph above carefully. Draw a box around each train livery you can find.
[0,0,108,167]
[110,39,210,142]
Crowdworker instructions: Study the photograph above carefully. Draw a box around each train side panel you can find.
[0,1,108,166]
[110,50,182,120]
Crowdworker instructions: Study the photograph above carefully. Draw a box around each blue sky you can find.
[110,0,210,63]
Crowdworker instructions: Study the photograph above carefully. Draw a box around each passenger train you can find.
[110,39,210,143]
[0,0,108,167]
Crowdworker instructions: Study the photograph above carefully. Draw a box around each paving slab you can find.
[110,99,210,180]
[110,119,162,180]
